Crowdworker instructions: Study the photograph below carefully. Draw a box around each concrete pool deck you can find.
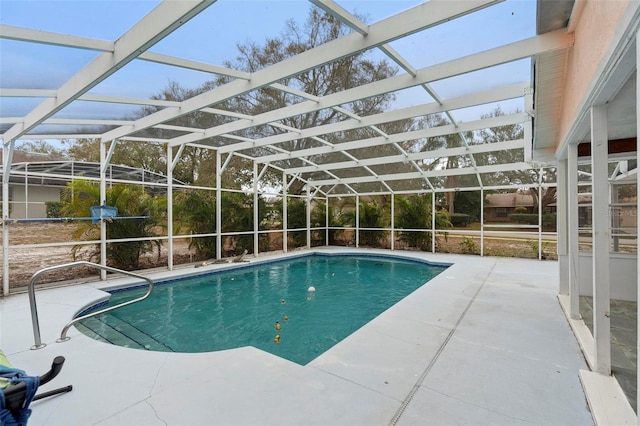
[1,249,593,425]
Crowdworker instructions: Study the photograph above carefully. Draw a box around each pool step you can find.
[75,320,111,344]
[78,315,173,351]
[101,314,174,352]
[77,317,143,349]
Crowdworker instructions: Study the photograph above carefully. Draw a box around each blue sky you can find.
[0,0,537,126]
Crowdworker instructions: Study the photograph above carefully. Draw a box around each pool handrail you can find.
[28,261,153,349]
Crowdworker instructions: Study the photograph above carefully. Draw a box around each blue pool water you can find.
[78,254,448,365]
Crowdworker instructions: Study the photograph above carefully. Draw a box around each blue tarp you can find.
[1,355,40,426]
[90,205,118,224]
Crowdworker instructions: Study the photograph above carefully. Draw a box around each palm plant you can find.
[341,199,388,247]
[174,190,274,258]
[273,198,329,247]
[281,198,307,247]
[60,180,164,270]
[173,189,217,260]
[395,194,451,251]
[220,192,273,255]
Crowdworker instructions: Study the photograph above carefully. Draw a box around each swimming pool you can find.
[77,254,448,365]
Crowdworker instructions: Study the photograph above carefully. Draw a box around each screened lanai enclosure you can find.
[2,0,640,421]
[1,0,580,294]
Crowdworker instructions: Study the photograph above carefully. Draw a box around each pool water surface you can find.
[78,254,448,365]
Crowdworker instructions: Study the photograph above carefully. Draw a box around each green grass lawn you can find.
[451,221,557,233]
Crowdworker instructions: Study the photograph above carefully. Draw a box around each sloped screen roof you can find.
[0,0,573,196]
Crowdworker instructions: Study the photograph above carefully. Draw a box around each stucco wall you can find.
[10,184,62,219]
[557,0,631,148]
[578,252,637,301]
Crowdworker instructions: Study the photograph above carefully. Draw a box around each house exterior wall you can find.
[483,206,535,222]
[557,0,631,149]
[483,193,536,222]
[578,253,637,301]
[9,184,61,219]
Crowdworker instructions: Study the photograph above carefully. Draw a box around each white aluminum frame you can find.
[0,0,572,295]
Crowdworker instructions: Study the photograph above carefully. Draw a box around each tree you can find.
[310,200,328,246]
[453,191,482,221]
[14,140,68,160]
[62,8,413,193]
[213,8,405,193]
[60,180,164,270]
[528,168,557,213]
[64,82,221,187]
[66,138,167,176]
[413,113,475,214]
[132,81,250,188]
[474,107,557,213]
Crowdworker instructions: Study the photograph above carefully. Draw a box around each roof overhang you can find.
[531,0,574,162]
[533,0,639,162]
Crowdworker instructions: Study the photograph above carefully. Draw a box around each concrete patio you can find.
[1,249,592,425]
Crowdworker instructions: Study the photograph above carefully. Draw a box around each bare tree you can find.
[213,7,406,192]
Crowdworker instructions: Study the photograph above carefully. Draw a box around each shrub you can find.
[513,206,527,214]
[527,240,555,260]
[509,213,538,225]
[542,213,556,227]
[46,201,62,218]
[458,236,479,254]
[449,213,471,227]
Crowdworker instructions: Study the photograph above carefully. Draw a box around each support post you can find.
[538,168,543,261]
[254,161,259,257]
[431,191,436,253]
[306,185,311,249]
[567,142,580,319]
[612,183,620,252]
[283,172,288,253]
[391,193,395,251]
[355,194,360,248]
[166,143,173,271]
[591,105,611,375]
[636,30,640,414]
[557,159,569,294]
[2,140,14,296]
[325,196,329,247]
[24,164,28,219]
[99,140,107,280]
[480,189,484,257]
[216,151,222,260]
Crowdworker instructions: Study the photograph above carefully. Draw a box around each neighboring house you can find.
[483,191,635,229]
[6,181,62,219]
[1,159,182,219]
[484,193,536,222]
[484,192,559,222]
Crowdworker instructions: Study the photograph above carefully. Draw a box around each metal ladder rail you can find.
[28,261,153,349]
